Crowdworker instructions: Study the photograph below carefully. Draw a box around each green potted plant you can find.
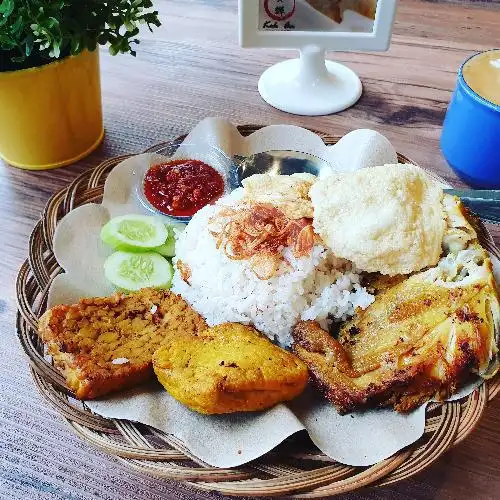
[0,0,161,170]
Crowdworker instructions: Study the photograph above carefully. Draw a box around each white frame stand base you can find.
[258,45,362,116]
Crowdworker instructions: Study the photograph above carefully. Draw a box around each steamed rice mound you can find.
[171,202,374,347]
[310,163,446,276]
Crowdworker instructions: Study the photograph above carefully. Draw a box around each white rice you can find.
[172,201,374,347]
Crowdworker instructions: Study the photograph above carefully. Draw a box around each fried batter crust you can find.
[153,323,309,414]
[38,288,207,400]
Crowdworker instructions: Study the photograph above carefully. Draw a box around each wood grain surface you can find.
[2,1,500,499]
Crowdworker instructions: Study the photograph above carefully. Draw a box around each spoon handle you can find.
[444,189,500,202]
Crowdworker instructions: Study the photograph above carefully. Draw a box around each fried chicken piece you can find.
[153,323,309,414]
[38,288,207,399]
[292,246,499,413]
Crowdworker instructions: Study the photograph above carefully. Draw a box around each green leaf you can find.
[1,0,162,65]
[97,33,108,45]
[0,0,14,17]
[24,33,34,56]
[11,16,23,33]
[70,36,80,54]
[45,17,59,29]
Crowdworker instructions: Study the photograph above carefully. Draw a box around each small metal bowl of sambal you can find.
[137,144,237,222]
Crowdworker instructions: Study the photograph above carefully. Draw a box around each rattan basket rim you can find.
[16,124,500,498]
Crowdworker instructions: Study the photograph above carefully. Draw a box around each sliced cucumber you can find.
[153,237,176,257]
[168,221,187,237]
[153,222,187,257]
[101,214,169,252]
[104,251,173,292]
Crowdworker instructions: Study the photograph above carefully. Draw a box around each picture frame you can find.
[238,1,398,116]
[239,0,397,51]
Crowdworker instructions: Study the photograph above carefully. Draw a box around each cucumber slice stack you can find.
[100,214,185,291]
[104,251,173,292]
[101,214,168,252]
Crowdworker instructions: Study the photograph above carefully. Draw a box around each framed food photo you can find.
[239,0,397,115]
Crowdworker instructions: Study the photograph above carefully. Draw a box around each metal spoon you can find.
[234,150,333,181]
[443,189,500,225]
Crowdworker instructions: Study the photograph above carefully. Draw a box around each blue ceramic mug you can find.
[441,49,500,188]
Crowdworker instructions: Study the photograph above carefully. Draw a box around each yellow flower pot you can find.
[0,49,104,170]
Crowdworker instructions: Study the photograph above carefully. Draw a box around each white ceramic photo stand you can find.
[239,0,397,117]
[258,45,362,116]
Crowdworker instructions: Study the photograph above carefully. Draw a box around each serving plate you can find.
[16,125,500,497]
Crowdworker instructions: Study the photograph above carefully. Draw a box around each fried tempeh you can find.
[38,288,207,399]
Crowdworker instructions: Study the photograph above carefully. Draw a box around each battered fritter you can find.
[38,288,207,399]
[153,323,309,414]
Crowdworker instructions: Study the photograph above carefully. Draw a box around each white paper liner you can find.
[48,118,493,468]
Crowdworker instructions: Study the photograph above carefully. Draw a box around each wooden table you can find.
[2,1,499,498]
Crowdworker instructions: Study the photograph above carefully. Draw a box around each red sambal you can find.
[143,159,225,217]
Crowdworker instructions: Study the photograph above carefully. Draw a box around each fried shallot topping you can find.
[177,260,192,284]
[209,203,315,280]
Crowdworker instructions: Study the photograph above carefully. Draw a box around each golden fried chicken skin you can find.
[153,323,309,414]
[38,288,207,400]
[292,246,499,413]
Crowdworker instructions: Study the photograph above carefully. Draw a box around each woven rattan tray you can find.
[16,125,500,497]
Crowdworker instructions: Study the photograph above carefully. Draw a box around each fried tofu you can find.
[38,288,207,399]
[293,245,499,413]
[153,323,309,414]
